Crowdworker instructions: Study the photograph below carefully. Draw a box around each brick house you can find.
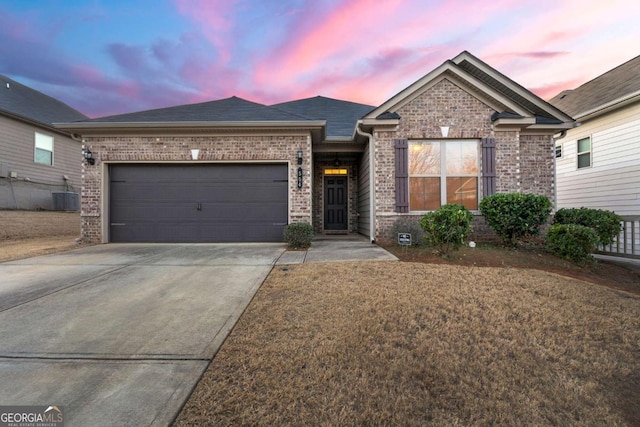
[56,51,573,243]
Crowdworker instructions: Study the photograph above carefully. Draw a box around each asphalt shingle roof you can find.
[456,57,555,119]
[0,74,87,126]
[272,96,375,138]
[84,96,306,123]
[549,55,640,119]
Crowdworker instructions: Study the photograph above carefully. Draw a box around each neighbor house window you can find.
[409,140,479,211]
[577,137,591,169]
[35,132,54,165]
[555,144,562,158]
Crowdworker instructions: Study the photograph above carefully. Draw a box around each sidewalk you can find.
[276,234,398,264]
[594,254,640,274]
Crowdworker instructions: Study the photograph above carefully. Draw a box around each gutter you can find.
[571,91,640,122]
[1,109,81,138]
[53,120,326,132]
[355,120,376,243]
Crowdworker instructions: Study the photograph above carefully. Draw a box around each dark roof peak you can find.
[82,95,304,123]
[0,73,88,126]
[272,96,375,138]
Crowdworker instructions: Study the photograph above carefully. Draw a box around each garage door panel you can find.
[110,164,289,243]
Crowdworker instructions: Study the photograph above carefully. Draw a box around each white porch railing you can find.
[597,216,640,259]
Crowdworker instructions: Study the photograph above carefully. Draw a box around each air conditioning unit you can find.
[52,192,80,211]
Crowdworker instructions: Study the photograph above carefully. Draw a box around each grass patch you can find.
[175,262,640,426]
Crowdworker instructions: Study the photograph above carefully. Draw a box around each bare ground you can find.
[0,210,83,262]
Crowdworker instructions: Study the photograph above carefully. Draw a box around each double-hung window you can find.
[35,132,54,165]
[409,140,479,211]
[577,137,591,169]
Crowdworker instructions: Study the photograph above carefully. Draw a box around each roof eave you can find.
[493,117,574,131]
[572,91,640,121]
[360,118,400,127]
[492,117,536,127]
[365,61,530,119]
[54,120,327,133]
[452,51,574,123]
[1,109,75,137]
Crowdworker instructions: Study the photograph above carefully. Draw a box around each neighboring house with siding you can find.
[0,74,88,210]
[550,55,640,217]
[56,51,573,244]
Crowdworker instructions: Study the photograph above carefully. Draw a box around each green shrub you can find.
[479,193,552,245]
[389,217,425,246]
[545,223,599,264]
[283,222,314,249]
[553,207,622,246]
[420,204,473,255]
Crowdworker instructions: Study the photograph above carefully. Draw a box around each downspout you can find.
[356,121,376,243]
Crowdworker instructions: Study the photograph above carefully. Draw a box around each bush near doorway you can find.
[283,222,314,249]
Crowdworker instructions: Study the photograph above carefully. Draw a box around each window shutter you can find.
[395,139,409,213]
[481,138,496,196]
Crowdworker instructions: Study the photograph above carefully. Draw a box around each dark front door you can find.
[324,176,348,231]
[109,163,288,243]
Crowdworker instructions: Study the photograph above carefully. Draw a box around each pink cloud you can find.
[174,0,237,63]
[252,0,521,105]
[530,78,585,101]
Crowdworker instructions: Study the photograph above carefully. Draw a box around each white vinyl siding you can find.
[35,132,54,165]
[556,102,640,216]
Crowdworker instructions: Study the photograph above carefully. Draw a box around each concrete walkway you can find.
[276,234,398,264]
[594,254,640,273]
[0,243,285,427]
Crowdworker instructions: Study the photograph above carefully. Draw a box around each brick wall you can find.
[520,134,555,203]
[371,78,555,241]
[80,133,312,242]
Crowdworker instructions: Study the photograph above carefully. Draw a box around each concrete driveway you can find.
[0,243,285,426]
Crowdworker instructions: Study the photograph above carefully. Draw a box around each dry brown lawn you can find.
[175,261,640,427]
[0,210,83,262]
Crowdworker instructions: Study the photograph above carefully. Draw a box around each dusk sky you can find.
[1,0,639,118]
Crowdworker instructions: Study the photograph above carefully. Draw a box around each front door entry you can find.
[324,176,348,230]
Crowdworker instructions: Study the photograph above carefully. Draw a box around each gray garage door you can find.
[109,164,288,243]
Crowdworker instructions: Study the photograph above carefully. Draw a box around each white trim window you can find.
[35,132,54,165]
[555,144,562,159]
[409,140,479,211]
[577,136,591,169]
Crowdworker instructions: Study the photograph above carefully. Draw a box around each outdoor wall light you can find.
[297,148,303,165]
[82,148,95,165]
[297,167,303,189]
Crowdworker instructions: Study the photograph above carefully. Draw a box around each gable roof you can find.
[549,54,640,121]
[365,51,573,131]
[271,96,375,139]
[0,73,87,128]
